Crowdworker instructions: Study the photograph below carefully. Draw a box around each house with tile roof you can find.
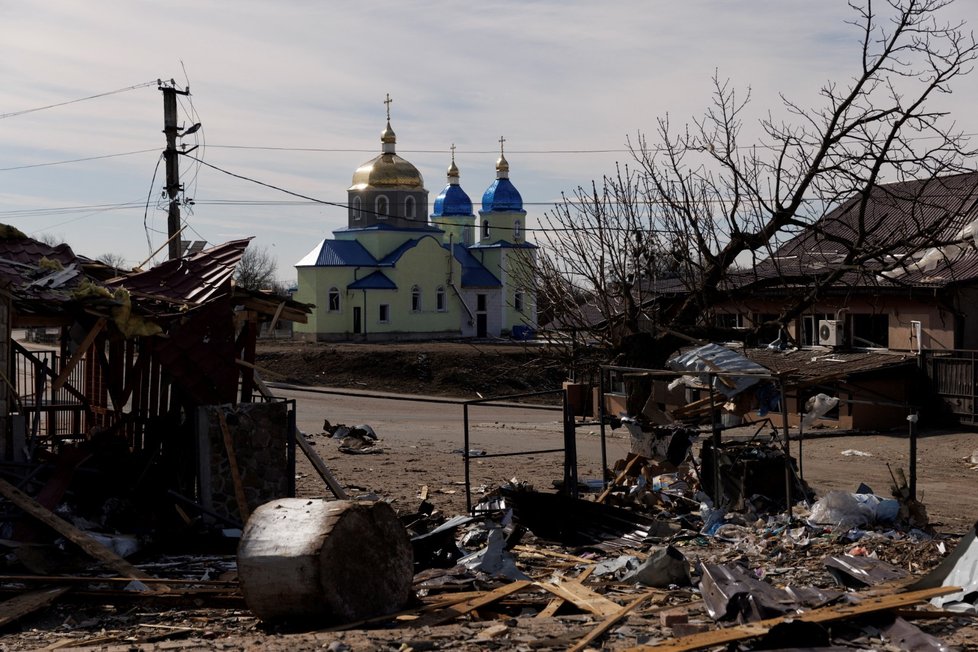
[293,105,537,341]
[707,171,978,351]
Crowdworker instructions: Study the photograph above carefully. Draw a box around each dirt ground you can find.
[3,340,977,650]
[260,340,978,535]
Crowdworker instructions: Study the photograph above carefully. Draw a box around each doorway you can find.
[353,307,362,334]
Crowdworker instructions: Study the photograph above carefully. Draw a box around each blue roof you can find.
[298,239,376,266]
[348,270,397,290]
[468,241,538,250]
[481,178,523,212]
[446,244,501,288]
[378,238,421,265]
[334,224,443,235]
[432,183,473,217]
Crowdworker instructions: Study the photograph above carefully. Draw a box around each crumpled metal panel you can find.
[700,562,843,622]
[824,554,910,588]
[911,522,978,612]
[113,239,249,306]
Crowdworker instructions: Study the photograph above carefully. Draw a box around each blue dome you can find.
[481,178,523,212]
[432,183,473,217]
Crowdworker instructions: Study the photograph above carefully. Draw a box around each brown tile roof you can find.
[748,171,978,290]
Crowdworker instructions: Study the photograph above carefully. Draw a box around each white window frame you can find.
[513,219,522,241]
[514,290,524,313]
[436,286,446,312]
[327,287,341,312]
[379,303,390,323]
[411,285,422,312]
[352,197,361,221]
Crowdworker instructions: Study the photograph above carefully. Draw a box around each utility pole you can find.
[159,79,191,260]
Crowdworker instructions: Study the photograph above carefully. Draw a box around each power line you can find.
[0,149,159,172]
[0,80,158,120]
[206,144,631,154]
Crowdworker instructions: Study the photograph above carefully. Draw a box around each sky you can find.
[2,1,977,284]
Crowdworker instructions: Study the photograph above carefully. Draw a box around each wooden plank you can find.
[51,318,106,392]
[0,476,156,583]
[597,455,644,504]
[296,432,348,499]
[569,589,657,652]
[216,411,250,522]
[535,580,621,617]
[0,586,70,628]
[266,301,286,335]
[410,580,533,628]
[623,586,961,652]
[537,566,595,619]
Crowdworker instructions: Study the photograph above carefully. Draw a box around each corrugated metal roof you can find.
[114,238,249,305]
[447,244,501,288]
[347,270,397,290]
[297,239,377,267]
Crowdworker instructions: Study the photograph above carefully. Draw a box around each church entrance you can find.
[476,294,488,337]
[353,307,362,334]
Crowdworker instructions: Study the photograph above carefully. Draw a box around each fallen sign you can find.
[622,586,960,652]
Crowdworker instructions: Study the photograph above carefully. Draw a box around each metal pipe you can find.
[463,403,471,513]
[780,374,793,514]
[599,368,608,490]
[709,375,721,507]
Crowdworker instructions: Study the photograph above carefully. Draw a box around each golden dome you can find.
[381,120,396,145]
[349,153,425,190]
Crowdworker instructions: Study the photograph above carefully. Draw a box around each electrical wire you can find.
[0,149,159,172]
[0,81,158,120]
[144,152,164,261]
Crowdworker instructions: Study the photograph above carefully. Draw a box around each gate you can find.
[920,349,978,425]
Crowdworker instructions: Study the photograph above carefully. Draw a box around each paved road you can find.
[271,383,634,511]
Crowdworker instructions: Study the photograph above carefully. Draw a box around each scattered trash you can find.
[841,449,873,457]
[809,490,900,529]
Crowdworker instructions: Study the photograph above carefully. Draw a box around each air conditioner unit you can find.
[818,319,844,346]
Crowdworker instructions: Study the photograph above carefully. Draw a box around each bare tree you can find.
[235,245,279,291]
[535,0,978,352]
[97,253,128,270]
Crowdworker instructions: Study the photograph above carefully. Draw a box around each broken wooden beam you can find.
[535,579,621,617]
[569,589,657,652]
[410,580,533,628]
[623,585,961,652]
[217,410,250,522]
[0,586,70,629]
[0,476,156,584]
[296,432,347,499]
[52,318,106,393]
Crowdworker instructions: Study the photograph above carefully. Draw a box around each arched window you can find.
[411,285,422,312]
[328,287,341,312]
[514,290,524,313]
[482,220,490,240]
[513,219,522,241]
[352,197,361,221]
[405,196,416,220]
[436,286,446,311]
[376,195,389,218]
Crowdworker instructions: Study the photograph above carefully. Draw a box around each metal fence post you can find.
[563,389,579,498]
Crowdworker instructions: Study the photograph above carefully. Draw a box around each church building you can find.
[293,102,537,341]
